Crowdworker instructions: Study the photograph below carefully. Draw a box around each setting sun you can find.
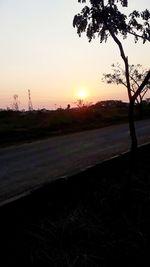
[77,89,88,99]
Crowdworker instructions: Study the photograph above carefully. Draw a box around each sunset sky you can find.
[0,0,149,110]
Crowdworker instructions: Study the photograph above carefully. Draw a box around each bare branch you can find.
[133,70,150,101]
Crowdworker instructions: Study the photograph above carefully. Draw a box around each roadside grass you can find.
[0,103,150,147]
[0,144,150,266]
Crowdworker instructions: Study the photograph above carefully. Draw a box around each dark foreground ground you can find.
[0,144,150,267]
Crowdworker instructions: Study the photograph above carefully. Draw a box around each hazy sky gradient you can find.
[0,0,149,109]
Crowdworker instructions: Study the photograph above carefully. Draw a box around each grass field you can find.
[0,100,150,147]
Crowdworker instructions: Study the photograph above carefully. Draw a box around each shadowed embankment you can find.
[0,143,150,266]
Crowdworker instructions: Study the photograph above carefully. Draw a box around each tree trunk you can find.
[138,100,143,119]
[129,100,138,153]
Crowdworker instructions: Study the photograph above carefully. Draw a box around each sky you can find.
[0,0,149,110]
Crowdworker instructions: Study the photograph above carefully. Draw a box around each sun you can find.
[77,89,88,99]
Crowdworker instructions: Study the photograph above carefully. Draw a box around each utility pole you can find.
[28,89,33,111]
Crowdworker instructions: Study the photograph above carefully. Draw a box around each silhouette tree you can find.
[12,94,19,111]
[75,98,85,108]
[73,0,150,152]
[103,63,150,117]
[67,104,71,110]
[74,99,93,108]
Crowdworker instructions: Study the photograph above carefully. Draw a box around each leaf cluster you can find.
[73,0,150,43]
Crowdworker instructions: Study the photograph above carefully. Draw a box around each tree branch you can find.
[109,29,132,100]
[127,30,150,42]
[129,75,139,88]
[133,70,150,101]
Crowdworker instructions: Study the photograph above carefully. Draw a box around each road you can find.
[0,119,150,205]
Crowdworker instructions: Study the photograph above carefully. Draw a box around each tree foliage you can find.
[103,64,150,103]
[73,0,150,43]
[73,0,150,151]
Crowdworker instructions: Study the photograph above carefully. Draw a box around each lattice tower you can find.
[28,89,33,111]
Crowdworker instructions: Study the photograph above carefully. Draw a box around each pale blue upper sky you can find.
[0,0,149,109]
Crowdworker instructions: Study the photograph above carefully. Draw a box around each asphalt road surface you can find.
[0,119,150,205]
